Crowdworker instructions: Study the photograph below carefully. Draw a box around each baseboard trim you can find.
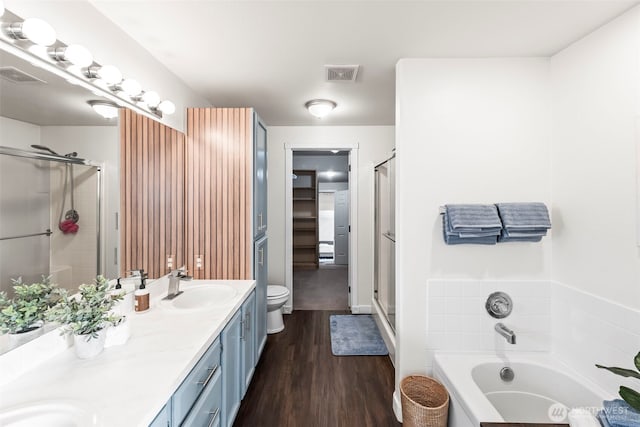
[350,305,372,314]
[393,390,402,422]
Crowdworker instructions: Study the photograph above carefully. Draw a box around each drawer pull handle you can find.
[207,408,220,427]
[198,364,219,388]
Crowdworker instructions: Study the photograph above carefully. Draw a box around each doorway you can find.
[284,143,359,313]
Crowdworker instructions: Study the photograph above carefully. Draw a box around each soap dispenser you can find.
[134,274,150,312]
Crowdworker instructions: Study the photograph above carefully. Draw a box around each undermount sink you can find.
[0,401,98,427]
[167,284,237,310]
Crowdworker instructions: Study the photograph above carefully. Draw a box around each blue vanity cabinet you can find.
[147,289,260,427]
[254,236,268,360]
[241,290,256,398]
[221,309,243,427]
[171,338,221,426]
[180,366,223,427]
[149,404,170,427]
[253,113,267,239]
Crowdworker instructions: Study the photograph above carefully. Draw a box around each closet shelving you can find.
[293,170,319,269]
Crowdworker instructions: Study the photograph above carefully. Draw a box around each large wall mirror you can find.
[0,30,120,354]
[0,7,187,355]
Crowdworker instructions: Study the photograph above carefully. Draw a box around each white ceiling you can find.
[90,1,636,126]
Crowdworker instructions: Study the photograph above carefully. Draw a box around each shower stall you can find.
[374,154,396,332]
[0,145,102,296]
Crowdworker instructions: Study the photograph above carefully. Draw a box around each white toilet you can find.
[267,285,290,334]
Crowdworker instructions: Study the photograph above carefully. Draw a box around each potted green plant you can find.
[47,276,123,359]
[596,352,640,411]
[0,276,56,348]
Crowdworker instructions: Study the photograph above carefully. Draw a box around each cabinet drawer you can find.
[180,367,222,427]
[172,338,221,426]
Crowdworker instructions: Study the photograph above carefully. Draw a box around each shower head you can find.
[30,144,60,156]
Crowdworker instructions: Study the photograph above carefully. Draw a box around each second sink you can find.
[168,284,238,310]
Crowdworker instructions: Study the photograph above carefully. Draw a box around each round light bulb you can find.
[62,44,93,67]
[97,65,122,85]
[142,91,160,108]
[120,79,142,97]
[158,100,176,115]
[20,18,57,46]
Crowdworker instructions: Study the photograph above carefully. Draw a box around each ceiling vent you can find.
[0,66,45,84]
[325,65,359,82]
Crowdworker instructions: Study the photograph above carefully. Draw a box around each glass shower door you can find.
[374,156,395,331]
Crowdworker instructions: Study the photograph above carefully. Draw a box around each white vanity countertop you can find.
[0,277,255,427]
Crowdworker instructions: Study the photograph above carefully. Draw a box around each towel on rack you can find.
[496,202,551,229]
[442,204,500,245]
[445,204,502,231]
[496,202,550,242]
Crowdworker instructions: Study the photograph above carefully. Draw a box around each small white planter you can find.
[7,325,44,350]
[73,329,107,359]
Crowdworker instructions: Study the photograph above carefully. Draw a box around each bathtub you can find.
[433,353,612,427]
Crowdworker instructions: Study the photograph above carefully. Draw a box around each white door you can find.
[334,190,349,265]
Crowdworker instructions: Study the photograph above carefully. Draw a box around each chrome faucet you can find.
[495,323,516,344]
[164,269,192,300]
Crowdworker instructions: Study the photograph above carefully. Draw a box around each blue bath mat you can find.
[329,315,388,356]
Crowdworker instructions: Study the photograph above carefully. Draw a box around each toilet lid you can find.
[267,285,289,298]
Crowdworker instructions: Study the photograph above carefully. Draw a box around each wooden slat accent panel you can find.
[120,109,185,278]
[186,108,252,280]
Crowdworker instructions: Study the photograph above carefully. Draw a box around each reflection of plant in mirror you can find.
[0,276,57,334]
[597,352,640,412]
[47,276,123,340]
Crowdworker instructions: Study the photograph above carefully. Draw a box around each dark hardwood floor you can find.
[294,265,349,311]
[234,310,400,427]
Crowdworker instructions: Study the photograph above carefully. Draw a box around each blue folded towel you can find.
[496,202,551,229]
[442,209,498,245]
[502,229,548,238]
[496,202,550,243]
[599,410,612,427]
[498,234,543,242]
[445,204,502,230]
[603,399,640,427]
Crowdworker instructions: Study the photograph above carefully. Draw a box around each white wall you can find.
[6,1,211,132]
[395,58,552,405]
[550,6,640,310]
[41,126,120,280]
[267,125,394,309]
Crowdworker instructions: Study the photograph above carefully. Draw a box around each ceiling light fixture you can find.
[305,99,337,119]
[331,150,339,154]
[7,18,57,46]
[50,44,93,68]
[88,100,119,119]
[86,64,122,86]
[3,8,170,121]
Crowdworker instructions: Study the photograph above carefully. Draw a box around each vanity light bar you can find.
[0,9,176,119]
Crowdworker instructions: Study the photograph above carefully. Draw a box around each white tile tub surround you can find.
[551,281,640,395]
[426,280,551,372]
